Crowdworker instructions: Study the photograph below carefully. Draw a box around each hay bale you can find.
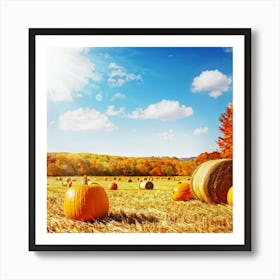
[191,159,232,204]
[127,178,132,183]
[66,177,72,183]
[139,181,154,190]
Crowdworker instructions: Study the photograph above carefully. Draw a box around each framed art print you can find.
[29,28,251,251]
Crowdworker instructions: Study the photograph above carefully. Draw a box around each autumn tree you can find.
[217,102,233,159]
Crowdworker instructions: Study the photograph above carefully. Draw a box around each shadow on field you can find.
[96,211,159,225]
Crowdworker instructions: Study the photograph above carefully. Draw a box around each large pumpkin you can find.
[63,183,109,221]
[191,159,232,204]
[172,182,193,201]
[227,186,233,205]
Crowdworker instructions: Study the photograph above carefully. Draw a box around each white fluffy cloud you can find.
[109,62,119,69]
[193,127,208,135]
[47,48,102,102]
[106,105,125,116]
[192,70,232,98]
[129,100,193,121]
[110,92,126,101]
[156,129,175,140]
[59,108,115,131]
[108,62,142,87]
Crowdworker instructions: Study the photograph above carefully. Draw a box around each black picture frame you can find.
[29,28,251,251]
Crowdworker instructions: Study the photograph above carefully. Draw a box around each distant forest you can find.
[47,151,222,177]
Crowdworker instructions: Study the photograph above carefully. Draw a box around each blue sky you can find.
[47,47,232,157]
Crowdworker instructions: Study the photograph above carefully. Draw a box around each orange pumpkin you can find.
[227,186,233,205]
[108,182,118,190]
[63,183,109,221]
[172,182,193,201]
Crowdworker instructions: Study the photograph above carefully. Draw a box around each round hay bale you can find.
[108,182,118,190]
[66,177,72,183]
[139,181,154,190]
[127,178,132,183]
[191,159,232,204]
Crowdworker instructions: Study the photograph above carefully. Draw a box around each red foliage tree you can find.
[217,102,233,159]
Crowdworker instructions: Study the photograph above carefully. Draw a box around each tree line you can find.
[47,151,222,177]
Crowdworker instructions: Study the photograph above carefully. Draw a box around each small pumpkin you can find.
[108,182,118,190]
[172,182,193,201]
[63,183,109,221]
[227,186,233,205]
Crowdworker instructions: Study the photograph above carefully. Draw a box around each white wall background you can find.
[0,0,279,279]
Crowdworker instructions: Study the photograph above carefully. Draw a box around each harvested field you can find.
[47,176,232,233]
